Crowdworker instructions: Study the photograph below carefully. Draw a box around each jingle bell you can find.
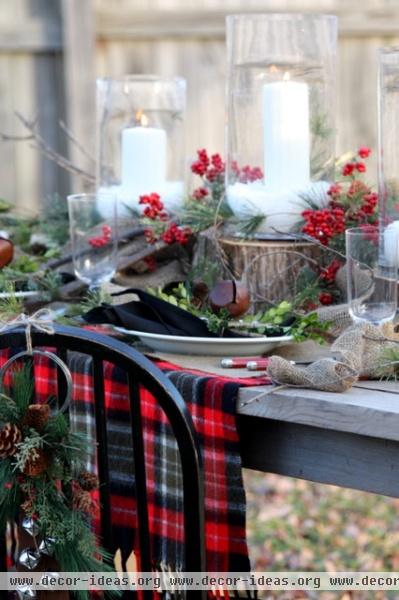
[38,537,56,556]
[22,516,40,538]
[18,548,40,570]
[15,585,36,599]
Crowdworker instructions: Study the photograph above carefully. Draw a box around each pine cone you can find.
[23,404,51,432]
[23,449,49,477]
[21,498,34,514]
[0,423,22,458]
[73,488,94,513]
[78,471,99,491]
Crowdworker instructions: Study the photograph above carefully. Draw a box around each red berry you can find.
[358,146,371,159]
[342,163,355,177]
[319,292,333,305]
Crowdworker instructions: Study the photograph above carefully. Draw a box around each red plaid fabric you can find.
[1,347,271,575]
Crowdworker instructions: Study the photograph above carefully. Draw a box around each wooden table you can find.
[237,380,399,497]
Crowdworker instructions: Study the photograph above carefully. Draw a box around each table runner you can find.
[2,347,270,578]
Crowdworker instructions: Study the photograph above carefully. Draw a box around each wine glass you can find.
[345,226,398,325]
[67,193,118,288]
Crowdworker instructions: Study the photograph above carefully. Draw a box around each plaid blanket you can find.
[2,348,271,575]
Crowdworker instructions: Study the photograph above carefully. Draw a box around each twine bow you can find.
[0,309,55,354]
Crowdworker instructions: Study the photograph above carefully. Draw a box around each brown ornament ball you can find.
[0,238,13,269]
[208,280,250,318]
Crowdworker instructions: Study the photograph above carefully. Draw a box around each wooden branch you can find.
[0,112,96,184]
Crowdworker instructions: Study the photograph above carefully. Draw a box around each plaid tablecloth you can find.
[3,348,271,575]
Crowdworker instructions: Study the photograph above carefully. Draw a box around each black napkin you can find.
[83,288,243,338]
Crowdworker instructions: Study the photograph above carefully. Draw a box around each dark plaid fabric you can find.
[1,348,271,574]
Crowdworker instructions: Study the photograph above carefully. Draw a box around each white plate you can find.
[114,328,293,356]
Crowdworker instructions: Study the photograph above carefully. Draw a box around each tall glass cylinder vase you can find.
[378,48,399,270]
[96,75,186,218]
[226,14,337,235]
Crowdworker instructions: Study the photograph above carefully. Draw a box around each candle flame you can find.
[135,110,149,127]
[283,72,290,82]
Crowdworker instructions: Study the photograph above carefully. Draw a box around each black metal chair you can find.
[0,324,206,600]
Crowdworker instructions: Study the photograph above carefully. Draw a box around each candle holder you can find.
[225,13,337,235]
[378,47,399,268]
[96,75,186,217]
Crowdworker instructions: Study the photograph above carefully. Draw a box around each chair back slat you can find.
[92,357,113,552]
[56,348,68,411]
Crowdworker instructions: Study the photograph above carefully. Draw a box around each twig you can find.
[1,111,96,184]
[58,120,96,164]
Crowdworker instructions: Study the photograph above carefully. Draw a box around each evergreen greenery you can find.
[0,365,120,599]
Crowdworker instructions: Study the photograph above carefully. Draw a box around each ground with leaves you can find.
[244,470,399,599]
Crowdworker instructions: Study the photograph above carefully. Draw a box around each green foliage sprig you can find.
[0,365,119,599]
[146,285,331,343]
[375,346,399,381]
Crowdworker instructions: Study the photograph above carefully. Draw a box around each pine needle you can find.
[237,213,267,237]
[376,347,399,381]
[0,283,24,320]
[10,363,34,414]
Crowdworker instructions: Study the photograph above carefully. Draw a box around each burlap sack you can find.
[267,322,399,393]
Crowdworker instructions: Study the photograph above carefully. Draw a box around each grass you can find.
[244,470,399,599]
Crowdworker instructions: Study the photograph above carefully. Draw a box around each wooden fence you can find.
[1,0,399,211]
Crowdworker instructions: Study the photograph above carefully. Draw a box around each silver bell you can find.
[38,537,56,556]
[15,586,36,599]
[21,517,40,538]
[18,548,40,570]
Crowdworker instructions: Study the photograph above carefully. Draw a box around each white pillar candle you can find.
[384,220,399,266]
[263,77,310,193]
[121,118,167,197]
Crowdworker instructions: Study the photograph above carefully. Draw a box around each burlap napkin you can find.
[267,321,399,393]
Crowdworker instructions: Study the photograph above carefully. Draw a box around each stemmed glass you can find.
[67,193,118,288]
[346,226,398,325]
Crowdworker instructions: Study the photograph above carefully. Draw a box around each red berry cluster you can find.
[341,147,371,177]
[358,223,379,243]
[161,223,192,245]
[139,193,168,221]
[232,161,264,183]
[192,187,209,200]
[302,207,346,245]
[144,228,157,244]
[143,256,157,272]
[89,225,112,249]
[191,149,225,182]
[319,259,342,284]
[327,183,342,199]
